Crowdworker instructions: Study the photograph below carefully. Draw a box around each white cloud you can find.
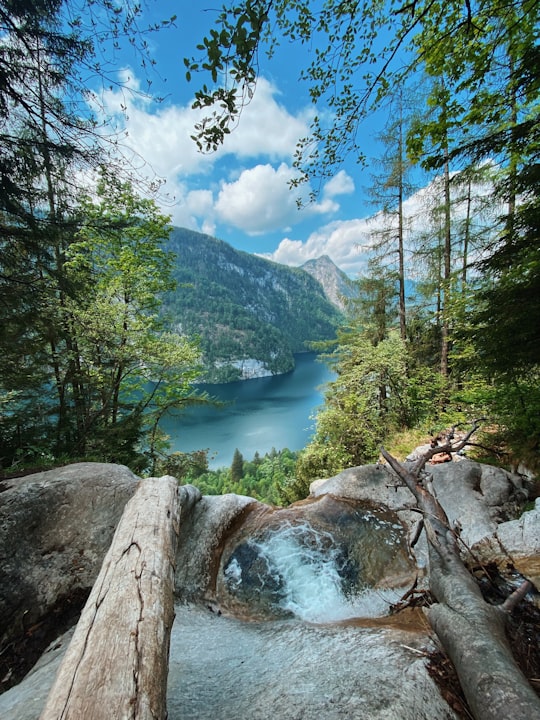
[323,170,355,198]
[165,188,216,233]
[265,217,373,277]
[221,78,313,159]
[93,71,320,231]
[213,162,354,235]
[214,163,304,234]
[97,72,309,179]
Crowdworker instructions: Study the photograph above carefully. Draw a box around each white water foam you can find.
[246,522,402,623]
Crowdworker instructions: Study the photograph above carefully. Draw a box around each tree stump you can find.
[40,476,181,720]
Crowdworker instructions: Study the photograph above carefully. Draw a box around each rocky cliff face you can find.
[301,255,357,311]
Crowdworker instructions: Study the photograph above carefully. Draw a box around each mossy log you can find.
[40,476,181,720]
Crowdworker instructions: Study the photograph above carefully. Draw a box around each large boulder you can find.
[0,463,139,653]
[472,498,540,591]
[311,459,527,549]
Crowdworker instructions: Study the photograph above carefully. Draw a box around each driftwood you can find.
[40,476,181,720]
[381,424,540,720]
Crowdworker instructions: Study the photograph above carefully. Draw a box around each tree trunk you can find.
[440,144,451,380]
[397,106,407,342]
[40,476,181,720]
[381,436,540,720]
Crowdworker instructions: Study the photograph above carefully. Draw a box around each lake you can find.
[161,352,334,468]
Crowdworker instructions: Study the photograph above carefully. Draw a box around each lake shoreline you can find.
[161,352,333,469]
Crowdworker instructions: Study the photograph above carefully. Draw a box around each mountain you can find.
[300,255,357,311]
[163,228,343,382]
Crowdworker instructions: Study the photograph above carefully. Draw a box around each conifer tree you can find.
[231,448,245,484]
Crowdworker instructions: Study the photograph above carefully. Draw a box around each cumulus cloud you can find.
[93,71,325,232]
[214,163,301,234]
[92,71,365,236]
[265,217,374,277]
[212,163,356,235]
[323,170,355,198]
[220,78,313,160]
[97,73,307,178]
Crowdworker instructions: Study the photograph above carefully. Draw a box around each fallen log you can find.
[40,476,181,720]
[381,426,540,720]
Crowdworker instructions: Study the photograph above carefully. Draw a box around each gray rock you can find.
[310,464,413,511]
[472,498,540,590]
[0,462,139,648]
[175,493,261,602]
[0,629,73,720]
[311,460,526,551]
[166,605,458,720]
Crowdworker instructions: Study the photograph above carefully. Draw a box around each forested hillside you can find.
[162,228,343,382]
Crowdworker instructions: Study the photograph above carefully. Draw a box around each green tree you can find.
[349,261,397,345]
[231,448,245,483]
[1,176,203,469]
[368,88,421,340]
[0,0,175,268]
[297,330,414,483]
[0,0,179,469]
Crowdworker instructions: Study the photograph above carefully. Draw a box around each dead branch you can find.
[502,580,533,614]
[380,422,540,720]
[410,418,483,476]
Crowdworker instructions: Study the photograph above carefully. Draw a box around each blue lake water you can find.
[161,352,334,468]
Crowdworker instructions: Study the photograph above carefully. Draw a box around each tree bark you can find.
[381,435,540,720]
[40,476,181,720]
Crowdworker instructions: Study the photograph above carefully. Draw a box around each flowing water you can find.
[222,521,403,623]
[213,497,416,624]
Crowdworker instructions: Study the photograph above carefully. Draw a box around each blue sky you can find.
[94,2,424,277]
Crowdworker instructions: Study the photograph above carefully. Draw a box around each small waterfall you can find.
[221,517,406,623]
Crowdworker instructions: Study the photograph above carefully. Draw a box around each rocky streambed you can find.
[0,460,538,719]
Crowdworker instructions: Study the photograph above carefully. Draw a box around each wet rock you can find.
[215,495,416,622]
[1,605,460,720]
[1,460,536,719]
[166,605,460,720]
[174,492,262,603]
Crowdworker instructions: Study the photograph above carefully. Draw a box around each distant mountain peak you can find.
[300,256,356,311]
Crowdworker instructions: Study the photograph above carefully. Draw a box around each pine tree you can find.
[231,448,244,483]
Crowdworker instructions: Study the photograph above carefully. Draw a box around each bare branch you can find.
[501,580,533,614]
[411,419,483,476]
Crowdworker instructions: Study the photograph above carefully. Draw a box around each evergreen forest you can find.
[0,0,539,502]
[163,227,343,382]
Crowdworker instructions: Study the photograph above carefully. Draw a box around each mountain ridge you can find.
[163,227,343,382]
[300,255,356,311]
